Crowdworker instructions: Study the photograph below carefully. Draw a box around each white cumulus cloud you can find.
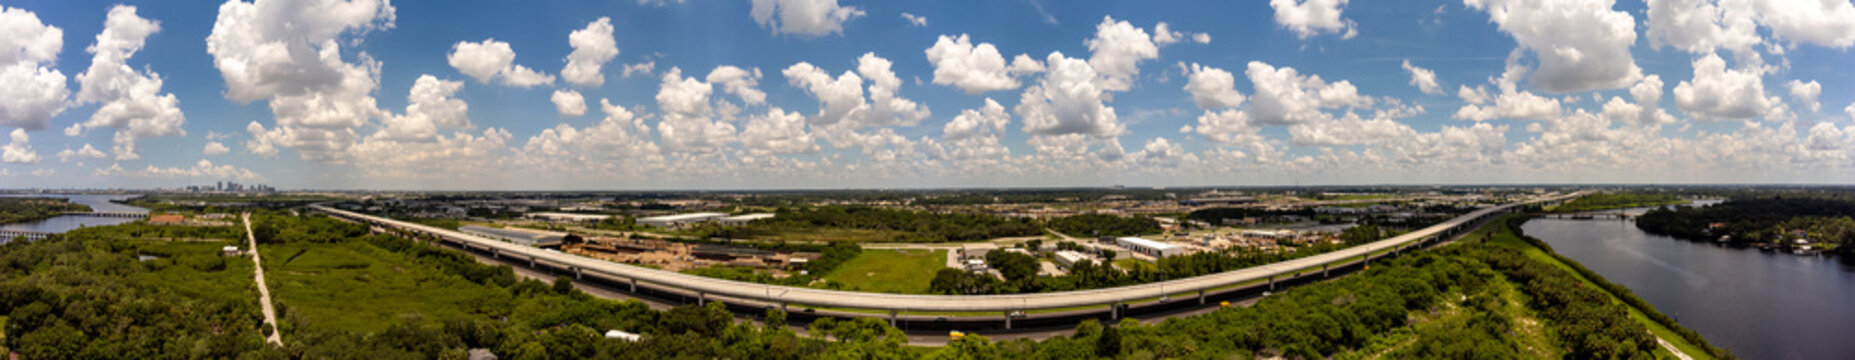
[3,129,40,164]
[1465,0,1643,93]
[1085,16,1160,92]
[58,143,109,162]
[924,34,1026,94]
[552,89,587,117]
[1786,79,1821,113]
[206,0,395,161]
[1401,60,1443,95]
[562,17,618,87]
[73,5,187,161]
[448,39,555,87]
[203,141,230,156]
[1269,0,1358,39]
[750,0,864,37]
[1182,63,1246,109]
[0,5,69,130]
[1673,53,1780,120]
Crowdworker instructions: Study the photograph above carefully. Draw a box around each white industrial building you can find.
[1053,250,1093,268]
[460,225,568,247]
[636,212,728,228]
[1116,237,1185,258]
[717,213,776,226]
[524,212,612,223]
[1240,229,1292,239]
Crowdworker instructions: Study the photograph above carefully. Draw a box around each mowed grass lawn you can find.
[822,249,946,294]
[261,241,507,334]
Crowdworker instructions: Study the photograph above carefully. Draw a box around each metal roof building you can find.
[524,212,612,223]
[717,213,776,226]
[636,212,728,228]
[1116,237,1185,258]
[459,225,567,247]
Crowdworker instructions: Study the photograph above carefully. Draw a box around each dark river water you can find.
[1,194,148,234]
[1523,204,1855,360]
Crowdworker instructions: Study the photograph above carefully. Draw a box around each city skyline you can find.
[1,0,1853,190]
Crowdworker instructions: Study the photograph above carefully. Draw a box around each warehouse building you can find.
[636,212,728,228]
[1053,250,1093,268]
[460,225,567,247]
[1116,236,1185,258]
[524,212,612,223]
[717,213,776,226]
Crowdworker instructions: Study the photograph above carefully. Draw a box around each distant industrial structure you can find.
[524,212,613,224]
[636,212,776,228]
[636,212,727,228]
[459,225,567,247]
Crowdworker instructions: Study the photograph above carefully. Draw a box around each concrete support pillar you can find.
[491,249,499,259]
[528,256,536,268]
[1110,302,1121,320]
[629,278,638,292]
[697,291,706,306]
[1268,275,1276,291]
[889,310,898,327]
[1323,263,1330,278]
[780,303,788,312]
[1004,311,1013,329]
[574,267,582,280]
[1198,290,1206,304]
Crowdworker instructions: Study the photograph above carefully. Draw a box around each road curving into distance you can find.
[310,192,1579,314]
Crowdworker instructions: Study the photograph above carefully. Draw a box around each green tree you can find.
[553,275,576,295]
[1095,324,1122,357]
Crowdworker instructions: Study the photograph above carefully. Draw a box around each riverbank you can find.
[1547,193,1689,213]
[1467,214,1733,359]
[0,198,91,225]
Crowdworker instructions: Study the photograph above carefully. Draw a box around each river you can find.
[1523,201,1855,360]
[1,194,149,234]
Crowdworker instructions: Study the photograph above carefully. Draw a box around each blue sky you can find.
[0,0,1852,190]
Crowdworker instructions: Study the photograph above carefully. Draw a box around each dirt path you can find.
[1657,336,1695,360]
[243,213,284,347]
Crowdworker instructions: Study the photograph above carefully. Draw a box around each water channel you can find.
[1522,201,1855,359]
[1,194,149,234]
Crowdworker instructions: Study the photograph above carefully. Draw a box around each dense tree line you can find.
[1637,197,1855,255]
[0,198,89,225]
[1045,213,1160,237]
[1503,215,1736,359]
[1552,192,1685,213]
[705,206,1041,242]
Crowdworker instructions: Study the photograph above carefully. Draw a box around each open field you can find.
[821,249,947,294]
[261,241,508,334]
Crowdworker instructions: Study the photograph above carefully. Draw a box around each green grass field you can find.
[261,241,508,334]
[1465,215,1715,360]
[821,249,946,294]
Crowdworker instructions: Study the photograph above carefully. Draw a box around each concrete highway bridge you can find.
[0,230,53,241]
[310,192,1581,330]
[61,211,149,218]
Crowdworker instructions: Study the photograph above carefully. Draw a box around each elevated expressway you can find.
[310,192,1578,326]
